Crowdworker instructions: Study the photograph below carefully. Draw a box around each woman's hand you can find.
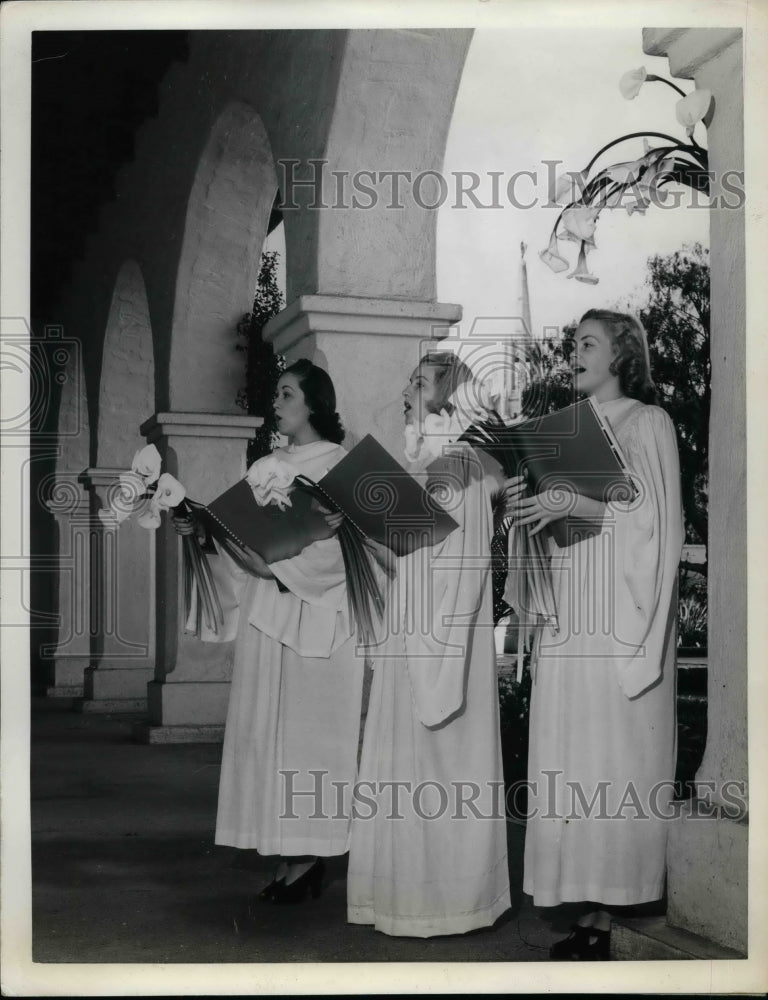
[171,511,207,545]
[363,536,396,577]
[307,499,344,541]
[502,474,528,517]
[508,487,576,536]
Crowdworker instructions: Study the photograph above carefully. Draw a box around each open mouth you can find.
[572,366,586,375]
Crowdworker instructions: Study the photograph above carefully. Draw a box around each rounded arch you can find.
[169,101,278,413]
[299,29,472,303]
[97,259,155,467]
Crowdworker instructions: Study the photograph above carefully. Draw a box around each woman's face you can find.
[403,363,441,427]
[273,373,312,438]
[571,319,619,397]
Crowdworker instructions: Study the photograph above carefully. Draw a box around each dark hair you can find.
[419,351,475,414]
[282,359,345,443]
[579,309,659,405]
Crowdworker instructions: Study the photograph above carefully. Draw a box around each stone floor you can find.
[31,697,581,965]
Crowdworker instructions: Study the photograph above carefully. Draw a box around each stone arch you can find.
[287,29,473,303]
[169,101,278,413]
[97,259,155,466]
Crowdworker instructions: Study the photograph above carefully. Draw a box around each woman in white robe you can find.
[506,310,684,959]
[184,360,365,902]
[347,353,512,937]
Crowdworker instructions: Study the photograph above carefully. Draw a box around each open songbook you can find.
[189,434,460,563]
[460,396,638,548]
[184,435,459,644]
[459,396,638,680]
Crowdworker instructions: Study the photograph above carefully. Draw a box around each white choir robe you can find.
[192,439,366,858]
[347,444,512,937]
[518,397,684,907]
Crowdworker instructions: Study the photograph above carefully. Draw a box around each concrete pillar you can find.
[41,475,92,698]
[79,468,155,713]
[132,412,261,743]
[263,295,462,459]
[614,27,747,958]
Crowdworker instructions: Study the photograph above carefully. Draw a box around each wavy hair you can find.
[580,309,659,405]
[419,351,475,415]
[282,359,345,444]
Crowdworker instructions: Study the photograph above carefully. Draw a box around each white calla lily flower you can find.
[131,443,162,486]
[561,206,600,242]
[136,502,163,530]
[152,473,187,511]
[539,233,570,273]
[675,89,712,136]
[567,244,599,285]
[619,66,647,100]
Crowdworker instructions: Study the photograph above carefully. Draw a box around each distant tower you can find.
[519,240,532,339]
[503,241,534,419]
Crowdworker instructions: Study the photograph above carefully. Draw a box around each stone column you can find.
[79,468,155,712]
[133,412,261,743]
[613,27,747,958]
[263,295,462,459]
[41,474,92,698]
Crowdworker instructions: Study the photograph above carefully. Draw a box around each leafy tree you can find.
[235,251,286,464]
[520,334,575,417]
[636,243,710,560]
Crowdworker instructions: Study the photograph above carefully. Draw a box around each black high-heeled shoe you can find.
[270,858,325,904]
[550,924,610,961]
[257,869,286,902]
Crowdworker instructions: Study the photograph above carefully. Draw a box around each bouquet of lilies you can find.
[98,444,225,636]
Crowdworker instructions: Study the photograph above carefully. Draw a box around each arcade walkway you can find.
[32,698,566,964]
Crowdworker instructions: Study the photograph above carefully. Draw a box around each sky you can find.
[436,27,710,343]
[264,26,710,362]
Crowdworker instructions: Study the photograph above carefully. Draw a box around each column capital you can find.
[139,412,263,443]
[79,467,126,490]
[263,294,462,355]
[642,27,742,78]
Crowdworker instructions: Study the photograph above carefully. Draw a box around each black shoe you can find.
[270,859,325,904]
[550,924,610,961]
[257,869,286,902]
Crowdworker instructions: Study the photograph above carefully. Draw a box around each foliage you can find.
[235,251,286,464]
[636,243,710,552]
[519,335,575,417]
[677,593,708,649]
[497,667,532,818]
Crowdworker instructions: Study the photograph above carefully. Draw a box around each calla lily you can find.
[131,443,162,486]
[619,66,647,100]
[118,471,146,503]
[136,502,163,530]
[561,206,600,242]
[152,472,187,510]
[539,233,570,273]
[567,244,599,284]
[603,158,646,185]
[549,170,587,206]
[675,88,712,136]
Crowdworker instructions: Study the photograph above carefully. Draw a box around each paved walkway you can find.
[30,698,578,965]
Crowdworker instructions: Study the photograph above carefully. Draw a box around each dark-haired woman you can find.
[187,360,363,903]
[504,311,684,958]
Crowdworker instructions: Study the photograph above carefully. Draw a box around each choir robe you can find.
[193,439,366,857]
[347,443,512,937]
[519,397,684,907]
